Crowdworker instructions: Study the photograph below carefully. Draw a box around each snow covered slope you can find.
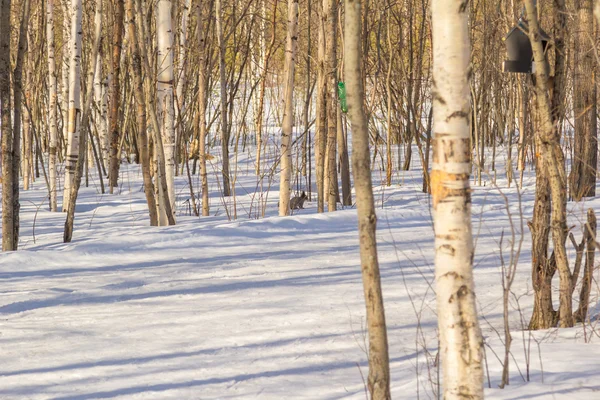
[1,163,599,399]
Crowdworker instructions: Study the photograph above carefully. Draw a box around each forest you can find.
[0,0,599,398]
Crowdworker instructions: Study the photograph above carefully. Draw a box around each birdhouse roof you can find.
[504,18,551,42]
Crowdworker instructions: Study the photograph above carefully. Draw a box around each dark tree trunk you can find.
[571,0,597,200]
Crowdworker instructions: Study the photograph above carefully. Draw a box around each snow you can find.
[1,149,600,399]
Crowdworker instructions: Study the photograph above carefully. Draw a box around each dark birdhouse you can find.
[502,19,550,73]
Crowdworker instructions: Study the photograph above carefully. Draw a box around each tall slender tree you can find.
[10,0,32,250]
[278,0,299,215]
[47,0,59,211]
[324,0,337,211]
[345,0,391,397]
[125,0,158,226]
[216,0,231,196]
[196,0,210,217]
[64,0,103,242]
[431,0,484,397]
[62,0,83,212]
[109,0,124,192]
[1,0,14,251]
[571,0,597,200]
[157,0,176,219]
[316,0,327,213]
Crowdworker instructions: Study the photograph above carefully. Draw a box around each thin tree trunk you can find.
[431,0,484,397]
[278,0,299,216]
[100,75,109,170]
[157,0,176,219]
[135,0,175,226]
[23,25,33,191]
[109,0,125,191]
[61,0,71,153]
[9,0,31,250]
[64,0,102,242]
[197,0,210,217]
[125,0,158,226]
[517,77,527,187]
[571,0,597,200]
[316,0,326,213]
[47,0,59,211]
[338,110,351,206]
[574,209,597,322]
[216,0,231,196]
[344,1,391,397]
[93,55,104,171]
[175,0,191,172]
[1,0,14,251]
[324,0,337,212]
[62,0,82,212]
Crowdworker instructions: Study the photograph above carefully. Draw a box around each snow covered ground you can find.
[1,147,600,399]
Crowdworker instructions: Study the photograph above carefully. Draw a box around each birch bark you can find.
[61,0,82,212]
[157,0,176,219]
[278,0,299,216]
[431,0,484,397]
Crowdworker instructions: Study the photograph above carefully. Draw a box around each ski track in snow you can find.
[1,153,600,399]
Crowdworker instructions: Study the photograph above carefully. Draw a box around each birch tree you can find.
[344,0,391,397]
[278,0,299,215]
[47,0,59,211]
[176,0,191,168]
[157,0,176,219]
[1,0,14,251]
[61,0,71,149]
[125,0,158,226]
[62,0,82,212]
[109,0,124,191]
[431,0,484,397]
[216,0,231,196]
[93,56,104,171]
[64,0,103,241]
[7,0,31,250]
[196,0,209,217]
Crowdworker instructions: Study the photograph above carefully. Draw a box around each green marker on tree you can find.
[338,82,348,113]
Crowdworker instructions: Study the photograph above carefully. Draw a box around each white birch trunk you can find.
[100,74,110,170]
[278,0,299,216]
[48,0,59,211]
[63,0,103,242]
[157,0,176,220]
[61,0,71,152]
[431,0,484,397]
[62,0,82,212]
[93,56,104,169]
